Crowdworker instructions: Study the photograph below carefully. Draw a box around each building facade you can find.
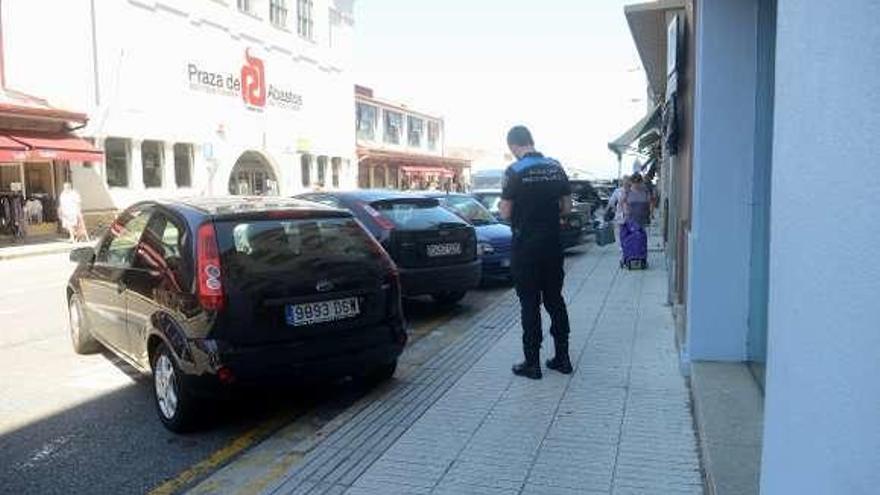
[622,0,880,493]
[355,85,469,191]
[2,0,357,219]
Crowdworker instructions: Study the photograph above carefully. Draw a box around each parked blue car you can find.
[424,193,513,282]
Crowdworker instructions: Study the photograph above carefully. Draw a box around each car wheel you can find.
[431,291,466,305]
[69,294,100,354]
[152,343,199,433]
[362,359,397,385]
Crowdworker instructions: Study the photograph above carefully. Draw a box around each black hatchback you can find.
[66,197,407,432]
[296,190,481,304]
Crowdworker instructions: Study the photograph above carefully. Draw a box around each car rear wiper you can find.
[437,222,467,229]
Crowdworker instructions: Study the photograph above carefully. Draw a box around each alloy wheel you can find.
[154,354,178,420]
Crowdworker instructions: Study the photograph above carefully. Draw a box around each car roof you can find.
[317,189,439,203]
[420,192,473,200]
[159,196,343,216]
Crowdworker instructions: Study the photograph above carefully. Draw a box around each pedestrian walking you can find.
[607,175,632,254]
[499,125,573,380]
[624,174,652,227]
[58,182,88,243]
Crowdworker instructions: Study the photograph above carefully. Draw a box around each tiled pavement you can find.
[207,241,704,495]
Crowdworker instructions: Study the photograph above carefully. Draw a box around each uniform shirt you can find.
[501,152,571,254]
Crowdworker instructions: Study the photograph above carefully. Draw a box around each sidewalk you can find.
[190,240,704,495]
[0,238,86,261]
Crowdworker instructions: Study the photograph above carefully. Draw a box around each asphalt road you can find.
[0,253,510,495]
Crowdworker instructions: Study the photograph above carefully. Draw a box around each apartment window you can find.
[237,0,251,13]
[407,116,424,148]
[173,143,193,188]
[384,110,403,145]
[301,154,312,187]
[270,0,288,27]
[105,138,129,188]
[427,121,440,151]
[356,103,378,141]
[297,0,314,40]
[331,157,341,188]
[317,156,328,186]
[142,140,163,188]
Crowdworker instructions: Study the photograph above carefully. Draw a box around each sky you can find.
[352,0,649,178]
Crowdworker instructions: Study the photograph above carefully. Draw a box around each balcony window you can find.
[105,138,129,188]
[142,140,163,188]
[427,121,440,151]
[407,116,424,148]
[356,103,378,141]
[384,110,403,145]
[173,143,193,188]
[297,0,314,40]
[270,0,288,27]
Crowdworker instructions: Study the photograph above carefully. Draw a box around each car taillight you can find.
[197,222,225,311]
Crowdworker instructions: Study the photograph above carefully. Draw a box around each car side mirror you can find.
[70,246,96,265]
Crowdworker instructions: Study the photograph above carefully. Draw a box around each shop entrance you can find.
[228,151,278,196]
[1,161,67,240]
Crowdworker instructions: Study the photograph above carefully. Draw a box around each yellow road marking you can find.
[146,411,298,495]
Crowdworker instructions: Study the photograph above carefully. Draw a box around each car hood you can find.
[474,222,512,244]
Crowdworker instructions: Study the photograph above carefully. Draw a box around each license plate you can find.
[426,243,462,257]
[285,297,360,327]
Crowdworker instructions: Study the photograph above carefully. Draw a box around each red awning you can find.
[400,165,454,177]
[0,135,29,162]
[7,132,103,162]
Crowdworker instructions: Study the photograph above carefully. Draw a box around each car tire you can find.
[69,294,101,354]
[431,291,466,305]
[152,343,199,433]
[363,359,397,385]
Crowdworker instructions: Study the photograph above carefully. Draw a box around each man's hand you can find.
[500,199,513,221]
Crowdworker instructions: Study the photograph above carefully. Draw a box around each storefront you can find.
[0,95,103,242]
[357,148,469,192]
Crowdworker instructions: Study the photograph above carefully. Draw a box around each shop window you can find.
[105,137,129,188]
[270,0,288,27]
[427,121,440,151]
[356,103,377,141]
[408,116,424,148]
[331,157,341,188]
[374,166,386,188]
[297,0,313,40]
[237,0,251,14]
[317,156,328,187]
[301,154,312,187]
[174,143,193,188]
[142,140,163,188]
[384,110,403,145]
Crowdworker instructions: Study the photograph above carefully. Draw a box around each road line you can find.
[146,410,303,495]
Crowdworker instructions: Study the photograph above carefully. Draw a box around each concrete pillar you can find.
[129,139,144,191]
[368,165,375,188]
[760,1,880,492]
[163,141,176,191]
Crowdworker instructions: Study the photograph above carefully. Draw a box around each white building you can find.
[2,0,357,217]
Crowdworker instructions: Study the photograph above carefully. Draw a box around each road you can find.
[0,253,510,494]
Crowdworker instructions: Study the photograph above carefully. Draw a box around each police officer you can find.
[499,126,573,380]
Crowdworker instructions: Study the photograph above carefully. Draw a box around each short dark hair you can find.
[506,126,534,147]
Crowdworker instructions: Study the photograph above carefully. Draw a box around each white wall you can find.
[760,1,880,493]
[686,0,757,361]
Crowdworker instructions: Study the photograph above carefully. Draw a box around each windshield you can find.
[476,193,502,214]
[444,196,496,225]
[371,199,466,230]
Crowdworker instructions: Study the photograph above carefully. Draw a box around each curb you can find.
[0,244,80,262]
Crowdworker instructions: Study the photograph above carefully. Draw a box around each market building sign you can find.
[187,49,303,111]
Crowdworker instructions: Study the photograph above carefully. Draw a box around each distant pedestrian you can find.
[58,182,88,243]
[607,175,632,253]
[499,125,573,380]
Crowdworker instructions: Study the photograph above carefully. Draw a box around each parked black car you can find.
[296,190,481,304]
[66,198,407,432]
[471,189,589,250]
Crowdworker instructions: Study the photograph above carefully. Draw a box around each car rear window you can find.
[370,199,465,230]
[215,217,380,276]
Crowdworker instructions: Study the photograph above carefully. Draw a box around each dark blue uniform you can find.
[502,152,572,365]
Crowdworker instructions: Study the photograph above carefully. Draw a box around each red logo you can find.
[241,49,266,108]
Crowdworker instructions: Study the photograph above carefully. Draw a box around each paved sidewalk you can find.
[191,242,704,495]
[0,239,88,261]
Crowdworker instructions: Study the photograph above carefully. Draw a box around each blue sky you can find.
[353,0,648,177]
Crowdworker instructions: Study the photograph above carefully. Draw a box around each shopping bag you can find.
[595,223,615,246]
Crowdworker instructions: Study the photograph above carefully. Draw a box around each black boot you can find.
[512,361,542,380]
[546,340,573,374]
